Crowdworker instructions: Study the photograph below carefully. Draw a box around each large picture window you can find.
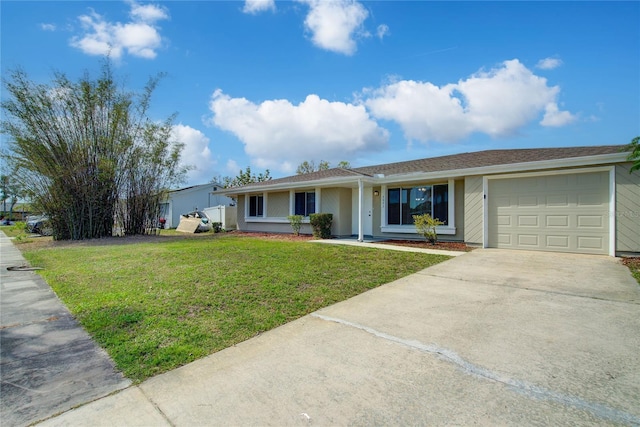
[387,184,448,225]
[294,191,315,216]
[248,194,264,217]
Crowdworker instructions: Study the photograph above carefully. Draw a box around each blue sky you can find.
[2,1,638,186]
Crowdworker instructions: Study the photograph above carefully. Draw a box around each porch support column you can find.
[358,179,364,242]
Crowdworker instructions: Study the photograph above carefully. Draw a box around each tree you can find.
[413,214,444,244]
[1,61,187,240]
[626,136,640,172]
[221,166,271,188]
[296,159,350,175]
[0,173,26,219]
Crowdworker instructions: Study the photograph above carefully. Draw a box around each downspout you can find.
[358,178,364,242]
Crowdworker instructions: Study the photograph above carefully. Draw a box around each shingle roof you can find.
[230,145,627,191]
[353,144,626,176]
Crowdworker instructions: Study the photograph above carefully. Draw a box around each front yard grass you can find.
[21,234,450,382]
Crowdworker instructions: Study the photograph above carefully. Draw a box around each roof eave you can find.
[220,151,631,194]
[219,174,373,195]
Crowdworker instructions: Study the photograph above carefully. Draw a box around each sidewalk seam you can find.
[138,386,176,427]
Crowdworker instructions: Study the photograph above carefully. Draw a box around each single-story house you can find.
[160,183,235,229]
[222,145,639,256]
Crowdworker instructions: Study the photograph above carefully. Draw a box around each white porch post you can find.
[358,179,364,242]
[289,190,294,215]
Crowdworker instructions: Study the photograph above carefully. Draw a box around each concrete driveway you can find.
[39,249,640,426]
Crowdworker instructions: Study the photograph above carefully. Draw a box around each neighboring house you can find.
[160,183,235,229]
[222,145,640,256]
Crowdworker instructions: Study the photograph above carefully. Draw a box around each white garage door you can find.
[488,171,610,254]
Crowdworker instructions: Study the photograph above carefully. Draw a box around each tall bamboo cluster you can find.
[1,62,186,240]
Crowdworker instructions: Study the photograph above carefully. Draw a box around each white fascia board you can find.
[373,152,629,185]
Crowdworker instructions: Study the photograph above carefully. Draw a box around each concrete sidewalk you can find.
[0,231,130,427]
[36,247,640,426]
[310,237,466,257]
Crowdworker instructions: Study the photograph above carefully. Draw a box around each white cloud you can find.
[70,2,168,60]
[376,24,389,40]
[540,103,577,127]
[243,0,276,14]
[226,159,240,174]
[365,59,575,142]
[298,0,369,55]
[40,23,56,31]
[536,57,563,70]
[209,90,389,172]
[172,124,216,184]
[129,1,169,22]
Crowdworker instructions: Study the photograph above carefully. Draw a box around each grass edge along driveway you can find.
[22,235,450,382]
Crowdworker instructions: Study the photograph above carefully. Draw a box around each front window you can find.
[248,194,264,217]
[294,191,315,216]
[387,184,448,225]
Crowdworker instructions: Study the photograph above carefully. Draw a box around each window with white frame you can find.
[294,191,315,216]
[387,184,448,225]
[248,194,264,217]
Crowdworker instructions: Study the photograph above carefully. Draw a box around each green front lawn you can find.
[22,234,449,382]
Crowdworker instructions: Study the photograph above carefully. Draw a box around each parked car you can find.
[26,215,52,236]
[180,211,212,233]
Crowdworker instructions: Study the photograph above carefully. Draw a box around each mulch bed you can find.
[376,240,475,252]
[621,257,640,270]
[230,232,473,252]
[227,231,315,241]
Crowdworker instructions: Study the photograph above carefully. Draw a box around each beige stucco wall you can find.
[267,191,289,217]
[236,194,312,234]
[616,162,640,253]
[236,195,247,230]
[463,176,483,245]
[318,187,352,236]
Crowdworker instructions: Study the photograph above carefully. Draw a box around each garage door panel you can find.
[546,215,569,227]
[488,171,609,254]
[578,236,604,250]
[577,172,606,186]
[578,193,605,206]
[494,196,512,208]
[577,215,604,228]
[546,194,569,206]
[546,235,569,248]
[518,196,539,207]
[497,234,512,245]
[545,174,570,189]
[517,215,538,227]
[497,215,511,226]
[518,234,539,246]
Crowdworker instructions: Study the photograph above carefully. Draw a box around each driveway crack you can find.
[312,313,640,426]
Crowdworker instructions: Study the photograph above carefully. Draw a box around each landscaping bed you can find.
[377,240,475,252]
